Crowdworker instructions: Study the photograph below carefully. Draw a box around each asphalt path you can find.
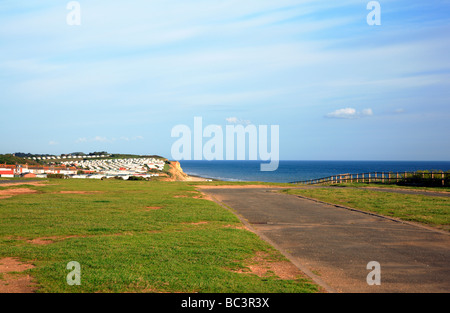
[199,187,450,293]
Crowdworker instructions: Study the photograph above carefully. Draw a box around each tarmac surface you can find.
[199,186,450,293]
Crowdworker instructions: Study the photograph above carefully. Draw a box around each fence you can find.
[290,171,450,186]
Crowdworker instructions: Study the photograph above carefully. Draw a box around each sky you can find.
[1,0,449,161]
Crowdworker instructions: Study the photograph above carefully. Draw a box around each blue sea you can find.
[179,160,450,183]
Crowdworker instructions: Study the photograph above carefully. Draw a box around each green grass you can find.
[283,188,450,231]
[0,179,317,293]
[326,182,450,192]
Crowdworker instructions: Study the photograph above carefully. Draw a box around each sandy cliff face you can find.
[165,161,189,181]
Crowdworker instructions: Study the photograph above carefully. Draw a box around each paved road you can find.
[199,187,450,293]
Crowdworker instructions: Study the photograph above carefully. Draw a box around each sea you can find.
[178,160,450,183]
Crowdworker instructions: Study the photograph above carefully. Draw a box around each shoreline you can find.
[184,174,216,182]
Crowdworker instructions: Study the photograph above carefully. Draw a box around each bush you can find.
[128,176,146,181]
[47,174,67,179]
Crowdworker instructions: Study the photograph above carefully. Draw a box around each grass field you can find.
[283,187,450,231]
[0,179,318,293]
[325,182,450,193]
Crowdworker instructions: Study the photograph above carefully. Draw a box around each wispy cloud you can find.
[225,117,251,125]
[75,137,88,143]
[325,108,373,119]
[93,136,108,142]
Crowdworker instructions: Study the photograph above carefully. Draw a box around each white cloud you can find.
[93,136,108,142]
[225,117,238,124]
[226,117,251,125]
[361,108,373,117]
[48,140,58,145]
[325,108,373,119]
[75,137,87,143]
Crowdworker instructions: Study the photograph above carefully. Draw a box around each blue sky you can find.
[1,0,449,160]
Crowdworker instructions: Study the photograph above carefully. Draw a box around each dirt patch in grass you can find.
[180,221,209,226]
[57,191,103,194]
[223,224,248,230]
[28,237,58,245]
[0,257,37,293]
[0,188,38,199]
[194,190,221,202]
[8,233,135,246]
[199,193,214,201]
[26,235,81,245]
[189,221,209,225]
[232,252,305,280]
[174,192,205,199]
[144,206,163,211]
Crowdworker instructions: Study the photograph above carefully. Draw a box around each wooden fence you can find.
[290,171,450,186]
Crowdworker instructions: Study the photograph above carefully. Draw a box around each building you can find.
[0,168,15,177]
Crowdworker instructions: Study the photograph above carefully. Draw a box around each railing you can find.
[290,171,450,186]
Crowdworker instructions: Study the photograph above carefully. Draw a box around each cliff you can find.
[164,161,189,181]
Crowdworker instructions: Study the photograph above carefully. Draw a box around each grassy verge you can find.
[282,188,450,231]
[0,179,318,293]
[324,182,450,193]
